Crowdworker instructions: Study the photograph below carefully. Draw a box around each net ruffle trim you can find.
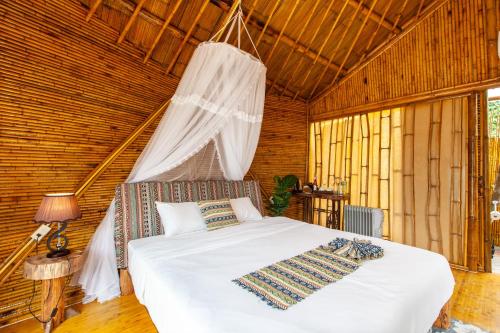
[172,94,263,123]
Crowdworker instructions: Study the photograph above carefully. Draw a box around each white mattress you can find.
[128,217,454,333]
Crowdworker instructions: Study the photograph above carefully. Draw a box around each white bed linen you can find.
[128,217,454,333]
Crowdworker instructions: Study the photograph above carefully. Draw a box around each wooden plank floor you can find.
[1,270,498,333]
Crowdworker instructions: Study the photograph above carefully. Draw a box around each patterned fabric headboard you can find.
[114,180,264,268]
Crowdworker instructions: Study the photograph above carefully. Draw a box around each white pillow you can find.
[155,201,207,237]
[229,197,263,222]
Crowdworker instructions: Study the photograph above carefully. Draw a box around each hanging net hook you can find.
[209,0,262,61]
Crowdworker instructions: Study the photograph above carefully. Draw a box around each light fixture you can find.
[33,193,81,258]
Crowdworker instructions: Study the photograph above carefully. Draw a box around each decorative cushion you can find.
[155,201,206,237]
[230,197,263,221]
[197,199,239,231]
[114,180,263,268]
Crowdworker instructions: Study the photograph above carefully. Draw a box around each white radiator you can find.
[344,205,383,238]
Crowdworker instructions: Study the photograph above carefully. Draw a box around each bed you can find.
[115,180,455,333]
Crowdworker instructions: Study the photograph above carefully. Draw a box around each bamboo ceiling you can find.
[80,0,436,100]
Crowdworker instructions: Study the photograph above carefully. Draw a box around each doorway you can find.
[487,87,500,273]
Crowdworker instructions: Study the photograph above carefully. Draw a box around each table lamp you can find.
[33,193,81,258]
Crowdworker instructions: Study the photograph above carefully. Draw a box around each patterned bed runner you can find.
[233,245,360,310]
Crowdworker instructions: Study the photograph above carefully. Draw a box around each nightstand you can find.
[23,251,83,332]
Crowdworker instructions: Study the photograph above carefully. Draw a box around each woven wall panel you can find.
[0,0,308,326]
[309,0,500,120]
[250,96,308,221]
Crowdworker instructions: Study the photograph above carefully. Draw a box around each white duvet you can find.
[128,217,454,333]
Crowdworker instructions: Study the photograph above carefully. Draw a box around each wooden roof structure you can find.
[81,0,438,101]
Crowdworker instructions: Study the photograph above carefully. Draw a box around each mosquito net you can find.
[77,40,266,302]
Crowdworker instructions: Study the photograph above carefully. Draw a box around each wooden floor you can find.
[1,270,498,333]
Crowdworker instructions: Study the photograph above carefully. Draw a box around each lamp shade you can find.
[33,193,81,223]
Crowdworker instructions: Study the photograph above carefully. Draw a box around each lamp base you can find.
[47,249,70,258]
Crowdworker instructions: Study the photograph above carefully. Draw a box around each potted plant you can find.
[269,175,298,216]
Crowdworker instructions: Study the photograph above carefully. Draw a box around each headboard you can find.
[114,180,264,268]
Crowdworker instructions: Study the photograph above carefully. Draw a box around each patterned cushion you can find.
[114,180,263,268]
[198,199,239,231]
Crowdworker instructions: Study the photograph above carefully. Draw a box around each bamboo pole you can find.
[214,0,240,42]
[165,0,211,75]
[118,0,345,77]
[243,0,258,25]
[359,0,394,62]
[426,101,444,253]
[117,0,146,44]
[254,0,281,50]
[310,80,500,122]
[347,0,401,33]
[294,0,357,99]
[281,0,340,96]
[97,0,296,97]
[143,0,184,63]
[416,0,426,19]
[402,105,416,246]
[312,0,447,102]
[329,0,380,88]
[308,0,364,99]
[264,0,300,65]
[75,100,170,198]
[268,0,320,94]
[85,0,103,22]
[485,0,499,78]
[391,0,410,35]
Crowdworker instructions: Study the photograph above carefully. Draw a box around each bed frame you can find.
[113,180,450,330]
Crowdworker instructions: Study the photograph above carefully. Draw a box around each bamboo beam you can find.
[254,0,281,49]
[0,236,37,287]
[310,79,500,122]
[75,100,171,198]
[416,0,426,19]
[245,17,345,74]
[107,0,297,97]
[264,0,300,65]
[243,0,258,25]
[216,0,343,73]
[281,0,340,96]
[113,0,344,75]
[143,0,184,63]
[227,0,256,46]
[214,0,240,42]
[293,0,354,99]
[85,0,103,22]
[391,0,409,34]
[117,0,146,44]
[312,0,448,101]
[359,0,394,63]
[308,0,362,99]
[165,0,210,74]
[329,0,380,86]
[268,0,320,93]
[347,0,401,33]
[485,0,499,78]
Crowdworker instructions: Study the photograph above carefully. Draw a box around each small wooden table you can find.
[24,251,83,332]
[294,191,350,229]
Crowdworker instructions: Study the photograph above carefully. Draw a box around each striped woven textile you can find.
[233,245,360,310]
[114,180,263,268]
[198,199,239,231]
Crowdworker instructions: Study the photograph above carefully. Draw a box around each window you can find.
[308,97,468,265]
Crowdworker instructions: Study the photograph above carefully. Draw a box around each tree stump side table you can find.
[23,251,83,332]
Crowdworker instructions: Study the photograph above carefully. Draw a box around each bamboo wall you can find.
[309,0,500,120]
[308,98,469,266]
[250,97,308,220]
[0,0,307,326]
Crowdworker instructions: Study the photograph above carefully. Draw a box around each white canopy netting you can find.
[77,12,267,302]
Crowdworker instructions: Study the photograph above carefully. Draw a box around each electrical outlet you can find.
[30,224,51,241]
